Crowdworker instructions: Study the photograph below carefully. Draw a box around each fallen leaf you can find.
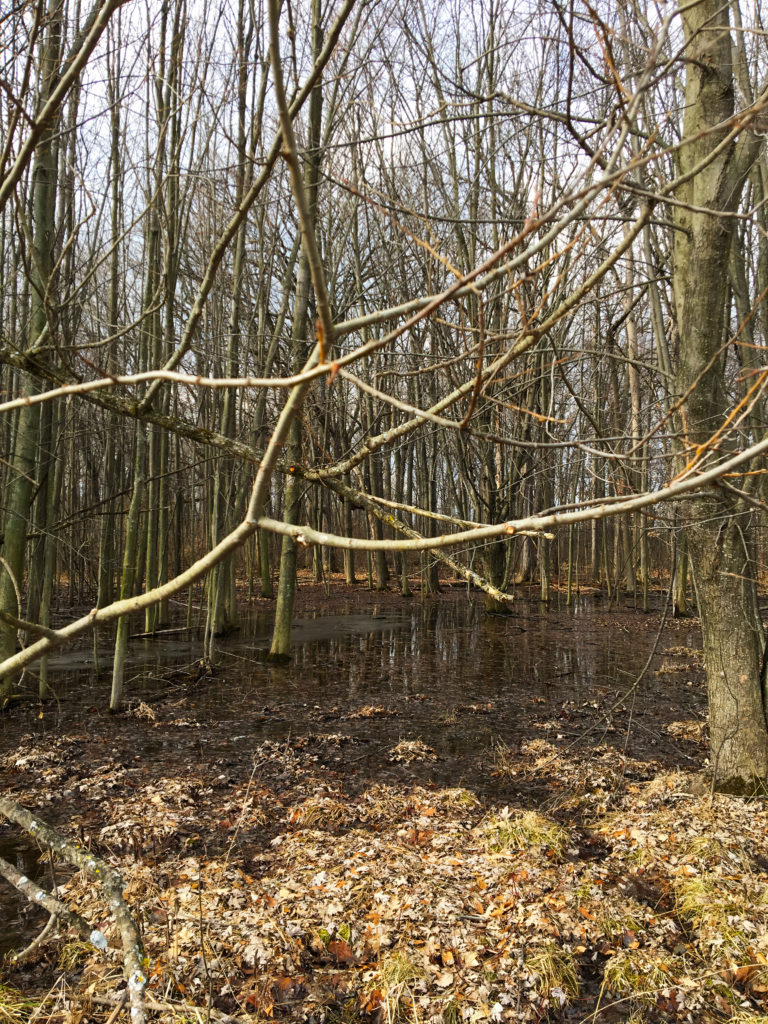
[328,939,356,965]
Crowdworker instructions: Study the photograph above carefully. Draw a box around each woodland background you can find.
[1,0,768,782]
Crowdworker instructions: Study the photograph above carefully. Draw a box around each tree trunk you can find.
[673,0,768,791]
[0,0,62,696]
[267,0,324,660]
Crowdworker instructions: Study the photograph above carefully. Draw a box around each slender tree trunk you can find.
[111,428,145,711]
[673,532,690,617]
[342,475,356,585]
[268,0,324,658]
[269,422,303,660]
[0,1,62,695]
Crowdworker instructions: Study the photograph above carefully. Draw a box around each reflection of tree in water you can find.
[284,596,657,712]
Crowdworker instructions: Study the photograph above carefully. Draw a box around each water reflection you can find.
[17,593,677,720]
[221,593,662,712]
[0,839,47,957]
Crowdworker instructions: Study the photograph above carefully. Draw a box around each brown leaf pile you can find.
[2,728,768,1023]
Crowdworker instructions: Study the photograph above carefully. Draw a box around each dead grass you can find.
[377,949,425,1023]
[602,948,680,1000]
[378,948,424,988]
[491,738,516,777]
[0,983,45,1024]
[56,941,93,972]
[482,808,570,856]
[525,941,579,1004]
[288,796,353,829]
[674,873,768,946]
[388,739,438,763]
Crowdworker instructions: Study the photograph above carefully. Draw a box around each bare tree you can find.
[1,0,768,790]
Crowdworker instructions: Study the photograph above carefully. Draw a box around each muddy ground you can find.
[1,583,767,1023]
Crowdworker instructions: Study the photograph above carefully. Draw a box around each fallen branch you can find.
[128,625,199,640]
[316,471,521,604]
[89,990,246,1022]
[0,796,148,1024]
[0,854,104,951]
[12,912,57,963]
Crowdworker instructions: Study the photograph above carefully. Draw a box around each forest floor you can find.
[1,583,768,1023]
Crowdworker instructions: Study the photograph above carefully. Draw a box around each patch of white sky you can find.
[15,0,285,357]
[324,1,623,326]
[5,0,760,372]
[345,1,692,374]
[345,1,625,234]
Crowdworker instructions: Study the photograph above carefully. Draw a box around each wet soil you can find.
[0,584,706,958]
[1,585,706,802]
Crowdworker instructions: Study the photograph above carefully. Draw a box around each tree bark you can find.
[268,0,324,659]
[673,0,768,791]
[0,1,62,695]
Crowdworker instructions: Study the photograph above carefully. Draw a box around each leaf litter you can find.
[0,595,767,1023]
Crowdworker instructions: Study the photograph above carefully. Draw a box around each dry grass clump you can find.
[674,874,731,930]
[602,948,679,1000]
[388,739,438,763]
[525,941,579,1004]
[56,940,94,972]
[483,808,570,856]
[438,787,480,811]
[359,784,413,824]
[674,873,768,945]
[0,983,44,1024]
[596,905,645,943]
[679,832,750,870]
[491,738,516,777]
[288,796,352,829]
[376,948,425,1022]
[348,705,391,719]
[518,738,559,765]
[379,948,424,988]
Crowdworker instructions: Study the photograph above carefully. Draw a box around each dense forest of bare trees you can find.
[1,0,767,791]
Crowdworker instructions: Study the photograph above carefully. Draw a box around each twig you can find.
[12,912,58,963]
[198,870,212,1024]
[103,990,128,1024]
[89,991,246,1022]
